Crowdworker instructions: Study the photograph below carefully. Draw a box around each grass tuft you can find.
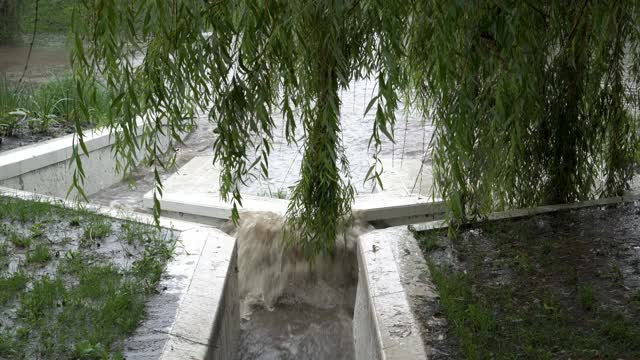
[81,217,112,246]
[579,284,596,311]
[9,231,31,249]
[26,244,51,265]
[0,272,28,304]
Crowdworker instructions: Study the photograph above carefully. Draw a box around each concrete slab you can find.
[143,156,445,225]
[376,157,435,197]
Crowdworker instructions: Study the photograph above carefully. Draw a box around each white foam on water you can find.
[234,212,368,360]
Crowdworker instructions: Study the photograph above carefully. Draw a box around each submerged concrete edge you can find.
[411,191,640,232]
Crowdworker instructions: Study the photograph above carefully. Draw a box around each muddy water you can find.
[0,35,70,82]
[235,212,363,360]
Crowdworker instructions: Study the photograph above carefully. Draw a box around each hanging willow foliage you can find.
[412,0,640,223]
[70,0,640,258]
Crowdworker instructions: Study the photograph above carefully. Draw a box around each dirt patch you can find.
[0,121,78,152]
[416,202,640,359]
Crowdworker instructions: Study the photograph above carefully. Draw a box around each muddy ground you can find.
[416,202,640,359]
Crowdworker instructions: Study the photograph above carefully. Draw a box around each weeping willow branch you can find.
[69,0,640,257]
[18,0,39,83]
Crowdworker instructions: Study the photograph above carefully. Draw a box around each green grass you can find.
[0,74,109,137]
[26,244,51,265]
[419,220,640,359]
[427,264,495,359]
[0,195,176,358]
[417,231,444,252]
[0,196,52,223]
[579,284,596,312]
[0,77,30,136]
[427,260,640,359]
[29,222,45,238]
[8,231,31,249]
[81,217,112,246]
[0,272,28,305]
[121,221,159,246]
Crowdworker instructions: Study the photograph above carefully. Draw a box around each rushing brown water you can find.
[234,212,366,360]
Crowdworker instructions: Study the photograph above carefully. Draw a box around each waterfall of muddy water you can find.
[235,212,367,360]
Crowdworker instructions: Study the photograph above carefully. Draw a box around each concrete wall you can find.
[354,254,384,360]
[0,125,170,198]
[354,227,429,360]
[157,228,239,360]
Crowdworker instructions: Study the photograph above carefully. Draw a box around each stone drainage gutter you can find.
[0,187,239,359]
[0,123,171,199]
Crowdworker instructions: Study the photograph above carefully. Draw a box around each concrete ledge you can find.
[0,122,171,198]
[157,228,238,360]
[355,227,429,360]
[144,189,446,225]
[0,127,113,181]
[411,191,640,232]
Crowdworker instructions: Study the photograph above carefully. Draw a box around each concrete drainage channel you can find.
[0,132,432,359]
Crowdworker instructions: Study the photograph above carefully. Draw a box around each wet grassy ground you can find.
[416,202,640,359]
[0,196,176,359]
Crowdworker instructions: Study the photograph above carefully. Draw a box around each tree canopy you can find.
[70,0,640,258]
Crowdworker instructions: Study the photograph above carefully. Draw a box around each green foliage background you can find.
[0,0,20,43]
[68,0,640,257]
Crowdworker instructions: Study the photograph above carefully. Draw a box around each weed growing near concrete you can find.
[8,231,31,249]
[81,217,112,246]
[417,204,640,358]
[0,195,176,358]
[25,244,51,265]
[257,187,290,199]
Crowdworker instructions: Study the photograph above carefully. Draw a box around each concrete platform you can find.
[143,156,446,225]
